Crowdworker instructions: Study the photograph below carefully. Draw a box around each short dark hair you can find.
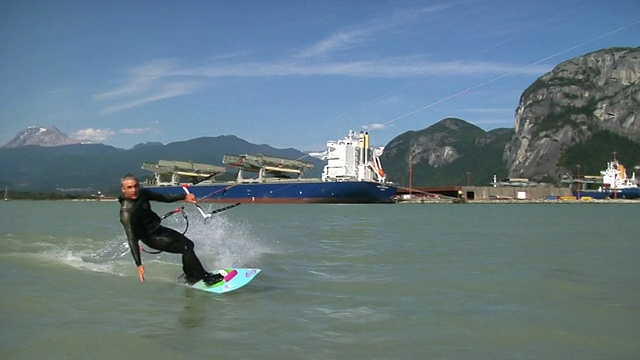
[121,173,139,183]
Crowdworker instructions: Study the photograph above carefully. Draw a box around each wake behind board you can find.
[187,268,261,294]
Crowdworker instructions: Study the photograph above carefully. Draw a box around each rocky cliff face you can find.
[504,47,640,180]
[2,126,88,148]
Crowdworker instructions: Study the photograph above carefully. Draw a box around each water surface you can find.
[1,201,638,359]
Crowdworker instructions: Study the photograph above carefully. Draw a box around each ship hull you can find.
[147,180,397,204]
[575,188,640,200]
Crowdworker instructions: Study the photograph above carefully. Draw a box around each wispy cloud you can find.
[73,128,115,142]
[95,59,178,101]
[120,127,157,135]
[94,57,547,114]
[362,123,390,131]
[93,4,549,115]
[95,59,202,115]
[73,126,157,142]
[99,81,201,115]
[295,4,453,58]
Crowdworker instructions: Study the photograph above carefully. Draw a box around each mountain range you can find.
[381,46,640,187]
[0,135,325,194]
[1,46,639,194]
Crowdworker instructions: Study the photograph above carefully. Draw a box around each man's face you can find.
[121,179,140,200]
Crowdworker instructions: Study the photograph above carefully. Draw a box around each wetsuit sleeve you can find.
[144,189,187,203]
[120,206,142,267]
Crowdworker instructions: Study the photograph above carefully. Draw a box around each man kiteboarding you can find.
[118,174,223,285]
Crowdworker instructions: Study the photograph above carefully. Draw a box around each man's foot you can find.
[184,276,200,285]
[203,272,224,286]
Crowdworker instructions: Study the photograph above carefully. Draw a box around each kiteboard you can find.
[186,268,261,294]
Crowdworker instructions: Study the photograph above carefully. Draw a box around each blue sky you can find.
[1,1,638,150]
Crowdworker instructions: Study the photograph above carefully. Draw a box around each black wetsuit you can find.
[119,189,208,282]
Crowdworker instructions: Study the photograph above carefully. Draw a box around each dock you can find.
[395,184,574,203]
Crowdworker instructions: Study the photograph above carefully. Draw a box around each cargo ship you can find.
[574,153,640,200]
[142,131,397,203]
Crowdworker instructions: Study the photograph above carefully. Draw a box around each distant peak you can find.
[1,126,88,149]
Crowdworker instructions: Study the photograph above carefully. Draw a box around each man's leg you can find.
[144,227,209,282]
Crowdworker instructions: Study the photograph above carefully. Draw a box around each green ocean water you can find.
[1,200,638,359]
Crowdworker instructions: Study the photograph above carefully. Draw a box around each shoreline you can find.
[3,197,639,204]
[396,198,640,204]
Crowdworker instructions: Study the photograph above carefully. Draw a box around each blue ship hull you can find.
[574,188,640,200]
[148,180,397,204]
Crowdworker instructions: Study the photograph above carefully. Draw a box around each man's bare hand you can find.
[184,193,197,204]
[138,265,145,283]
